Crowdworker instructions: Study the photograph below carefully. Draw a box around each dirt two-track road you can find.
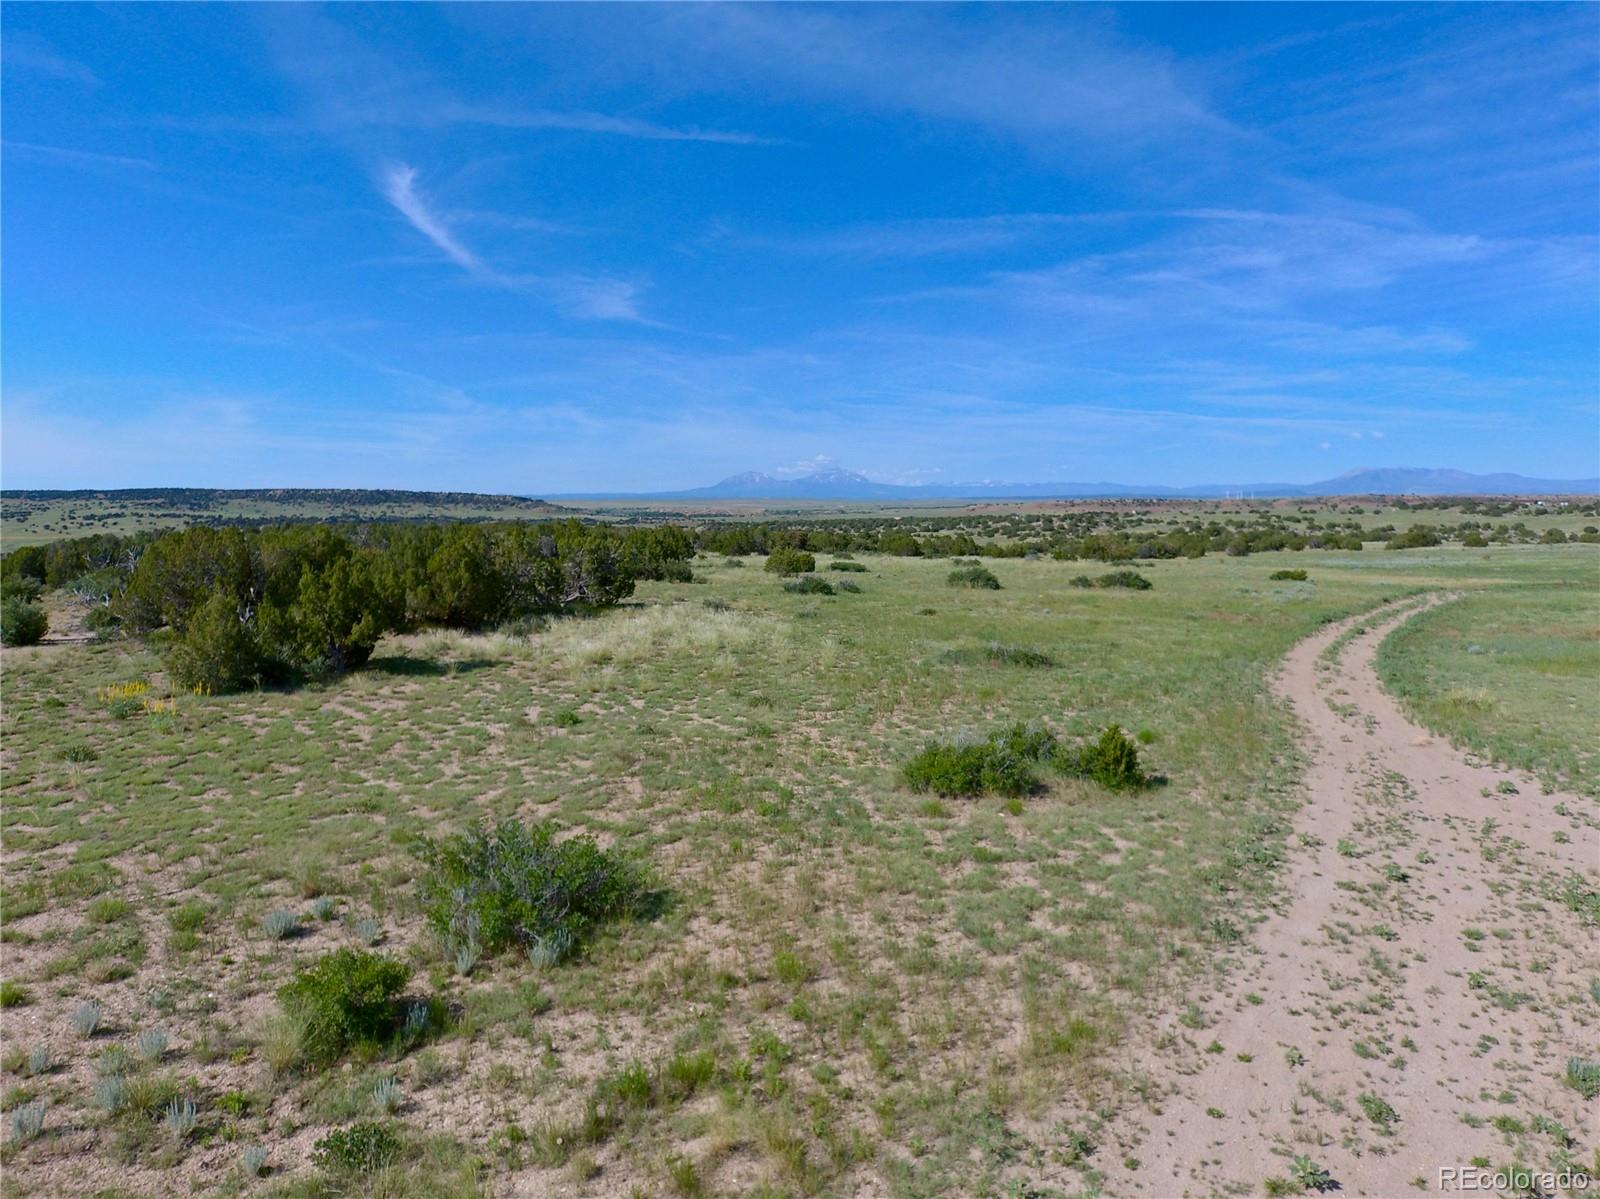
[1103,596,1598,1198]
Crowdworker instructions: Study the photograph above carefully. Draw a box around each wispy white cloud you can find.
[880,207,1592,350]
[3,140,156,172]
[252,8,778,147]
[378,163,488,276]
[1,35,100,86]
[712,212,1133,259]
[432,103,782,146]
[539,5,1234,150]
[555,278,646,322]
[375,163,654,324]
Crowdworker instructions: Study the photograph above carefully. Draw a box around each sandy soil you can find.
[1100,596,1598,1197]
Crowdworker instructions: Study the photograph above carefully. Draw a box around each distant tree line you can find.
[692,523,1367,560]
[1,522,692,690]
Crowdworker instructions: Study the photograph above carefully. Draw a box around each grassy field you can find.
[0,544,1593,1196]
[1378,569,1600,796]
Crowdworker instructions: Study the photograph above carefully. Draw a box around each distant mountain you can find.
[1306,468,1599,496]
[562,467,1600,501]
[677,468,919,500]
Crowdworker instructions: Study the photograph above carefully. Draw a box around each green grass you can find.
[0,543,1592,1195]
[1377,574,1600,795]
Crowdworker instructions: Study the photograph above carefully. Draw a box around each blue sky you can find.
[3,3,1597,491]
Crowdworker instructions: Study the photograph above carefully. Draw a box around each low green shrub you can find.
[941,642,1055,669]
[827,561,868,572]
[763,548,816,576]
[83,605,120,640]
[313,1121,402,1174]
[0,598,48,646]
[782,575,834,595]
[947,565,1000,589]
[1386,526,1441,550]
[278,949,410,1065]
[904,722,1055,798]
[1096,570,1152,590]
[904,721,1152,798]
[1055,724,1148,791]
[415,819,646,965]
[1291,1155,1335,1192]
[1357,1091,1398,1128]
[1069,571,1151,590]
[1268,569,1308,581]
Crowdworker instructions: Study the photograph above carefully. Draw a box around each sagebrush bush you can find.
[1268,569,1308,581]
[415,819,645,965]
[1055,724,1148,791]
[828,561,868,572]
[763,547,816,576]
[947,565,1001,589]
[903,722,1055,798]
[9,1100,46,1143]
[1567,1057,1600,1099]
[0,597,48,646]
[782,575,834,595]
[263,908,299,939]
[277,949,410,1065]
[71,999,103,1037]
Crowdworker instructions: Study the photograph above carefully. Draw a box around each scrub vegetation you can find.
[0,500,1593,1197]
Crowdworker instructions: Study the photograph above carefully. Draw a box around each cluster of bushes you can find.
[827,560,868,572]
[1,532,142,595]
[1269,568,1308,581]
[1052,531,1210,561]
[1069,571,1152,590]
[0,596,48,646]
[414,819,648,967]
[904,722,1053,797]
[941,641,1055,668]
[1385,526,1442,550]
[265,818,651,1085]
[904,722,1149,798]
[5,521,693,691]
[947,563,1001,589]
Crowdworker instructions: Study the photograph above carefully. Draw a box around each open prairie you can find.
[1,529,1594,1198]
[7,2,1599,1194]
